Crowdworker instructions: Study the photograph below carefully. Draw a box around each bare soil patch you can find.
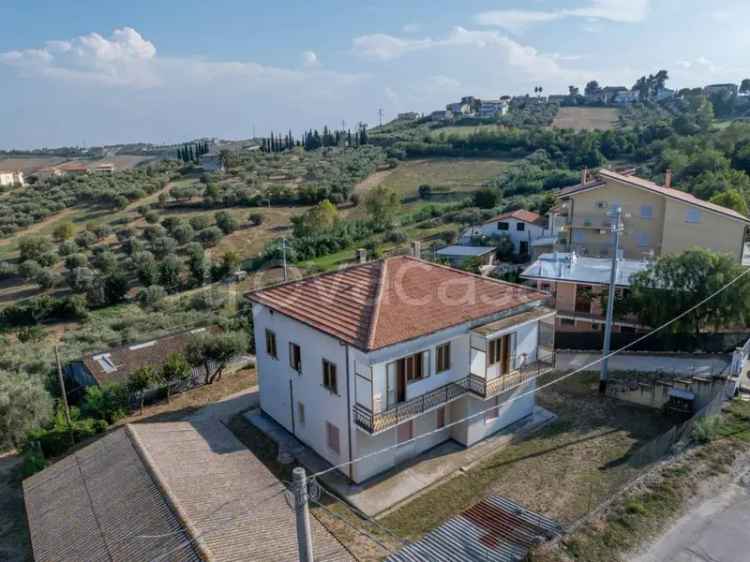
[552,107,621,131]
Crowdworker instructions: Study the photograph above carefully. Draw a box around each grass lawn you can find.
[552,107,621,131]
[380,372,673,540]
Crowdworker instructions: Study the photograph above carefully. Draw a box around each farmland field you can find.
[552,107,621,131]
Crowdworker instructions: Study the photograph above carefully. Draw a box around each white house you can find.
[249,256,555,484]
[462,209,549,257]
[0,170,25,187]
[478,99,509,118]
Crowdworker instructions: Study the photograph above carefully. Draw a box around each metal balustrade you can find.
[353,353,556,434]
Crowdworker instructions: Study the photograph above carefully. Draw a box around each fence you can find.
[566,385,728,531]
[556,331,750,354]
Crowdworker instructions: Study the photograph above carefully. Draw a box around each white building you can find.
[249,256,555,483]
[461,209,549,257]
[478,99,509,118]
[0,170,25,187]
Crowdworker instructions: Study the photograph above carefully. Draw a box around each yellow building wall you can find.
[567,180,666,259]
[661,198,746,260]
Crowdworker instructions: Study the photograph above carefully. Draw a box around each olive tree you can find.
[0,372,54,450]
[185,332,247,384]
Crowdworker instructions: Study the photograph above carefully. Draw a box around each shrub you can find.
[0,261,18,279]
[693,415,722,444]
[215,211,239,235]
[138,285,167,309]
[190,215,211,231]
[198,226,224,247]
[144,210,160,224]
[384,230,408,244]
[248,212,264,226]
[21,445,47,478]
[82,383,129,424]
[418,184,433,199]
[18,259,43,280]
[75,230,97,249]
[19,236,53,261]
[52,222,75,242]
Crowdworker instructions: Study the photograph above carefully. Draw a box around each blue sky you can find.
[2,0,749,149]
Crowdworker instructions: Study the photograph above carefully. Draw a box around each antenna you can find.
[378,108,384,127]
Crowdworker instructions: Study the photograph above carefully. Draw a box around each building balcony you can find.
[353,379,466,434]
[352,353,556,434]
[465,352,556,399]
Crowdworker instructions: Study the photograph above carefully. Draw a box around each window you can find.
[297,402,305,427]
[436,406,446,429]
[573,230,586,243]
[640,205,653,219]
[322,359,338,394]
[397,420,413,444]
[436,343,451,373]
[561,318,575,326]
[326,422,340,454]
[488,338,502,365]
[397,351,429,383]
[686,208,702,223]
[595,201,608,210]
[497,222,509,231]
[516,222,525,232]
[485,396,500,422]
[638,232,649,248]
[265,329,277,359]
[289,342,302,372]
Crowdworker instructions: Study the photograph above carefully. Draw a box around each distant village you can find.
[397,78,749,123]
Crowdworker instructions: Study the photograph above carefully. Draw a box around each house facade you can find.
[521,252,649,333]
[0,170,25,186]
[557,169,750,262]
[462,209,549,257]
[249,257,556,483]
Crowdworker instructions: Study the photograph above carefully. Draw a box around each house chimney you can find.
[410,240,422,258]
[357,248,367,264]
[664,168,672,189]
[581,167,589,184]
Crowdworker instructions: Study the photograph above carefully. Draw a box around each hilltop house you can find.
[556,168,750,262]
[397,112,420,120]
[0,170,25,186]
[521,252,650,333]
[248,256,556,483]
[461,209,549,257]
[478,99,509,118]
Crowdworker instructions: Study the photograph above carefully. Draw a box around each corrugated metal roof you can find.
[23,428,203,562]
[386,496,561,562]
[436,245,496,257]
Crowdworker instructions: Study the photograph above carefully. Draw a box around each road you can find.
[633,470,750,562]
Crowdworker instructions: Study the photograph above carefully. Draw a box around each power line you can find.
[309,265,750,480]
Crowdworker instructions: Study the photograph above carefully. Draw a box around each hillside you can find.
[551,107,622,131]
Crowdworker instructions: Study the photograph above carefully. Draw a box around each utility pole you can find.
[378,108,384,127]
[292,467,314,562]
[599,206,623,394]
[282,238,288,282]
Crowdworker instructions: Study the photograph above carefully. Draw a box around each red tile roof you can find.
[559,169,750,223]
[485,209,545,226]
[248,256,547,351]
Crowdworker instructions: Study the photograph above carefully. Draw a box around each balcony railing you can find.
[352,353,556,434]
[353,380,466,434]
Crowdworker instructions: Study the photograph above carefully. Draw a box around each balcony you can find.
[353,380,466,434]
[352,353,556,434]
[465,352,556,399]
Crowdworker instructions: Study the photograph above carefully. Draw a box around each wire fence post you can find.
[293,467,314,562]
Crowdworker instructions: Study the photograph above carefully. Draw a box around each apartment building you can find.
[557,168,750,262]
[249,256,555,483]
[521,252,649,333]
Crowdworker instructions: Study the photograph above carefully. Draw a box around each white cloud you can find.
[475,0,651,32]
[401,23,421,33]
[352,33,434,61]
[302,50,320,67]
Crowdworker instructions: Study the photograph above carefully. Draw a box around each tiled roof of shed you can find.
[249,256,547,351]
[484,209,545,226]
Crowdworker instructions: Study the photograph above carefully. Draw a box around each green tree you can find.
[292,199,339,237]
[472,188,499,209]
[709,189,749,216]
[19,236,53,262]
[185,332,247,384]
[52,223,75,242]
[198,226,224,247]
[137,285,167,309]
[214,211,239,235]
[364,186,400,229]
[81,383,129,423]
[159,254,183,292]
[133,251,159,286]
[159,352,192,402]
[128,366,156,414]
[0,371,54,450]
[740,79,750,95]
[625,248,750,337]
[187,243,209,286]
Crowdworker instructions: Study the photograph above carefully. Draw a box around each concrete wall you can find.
[661,197,746,261]
[567,179,666,259]
[607,376,727,411]
[253,304,352,476]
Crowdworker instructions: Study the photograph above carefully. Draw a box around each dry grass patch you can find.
[552,107,621,131]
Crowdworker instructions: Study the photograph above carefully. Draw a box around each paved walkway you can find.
[557,351,731,378]
[632,469,750,562]
[248,406,557,517]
